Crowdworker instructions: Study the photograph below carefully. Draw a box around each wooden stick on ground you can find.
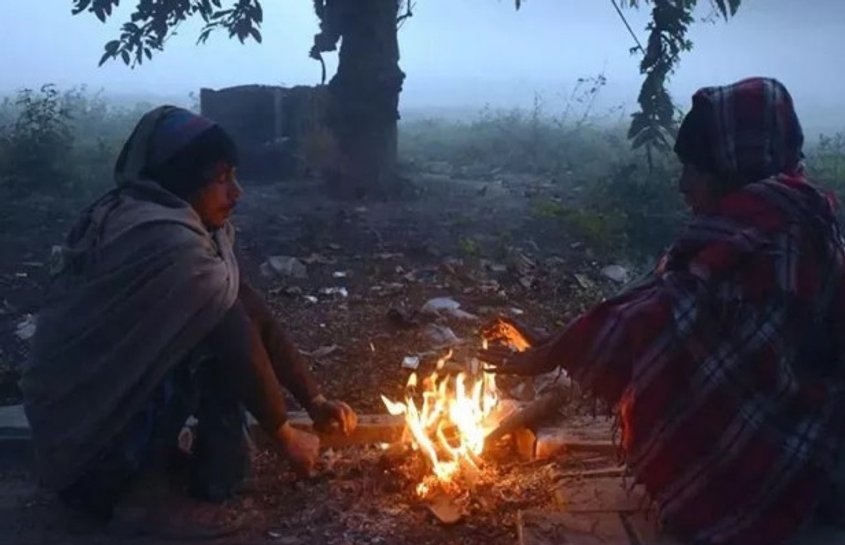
[485,385,568,443]
[249,411,406,449]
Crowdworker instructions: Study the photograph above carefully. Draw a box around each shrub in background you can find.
[0,85,74,195]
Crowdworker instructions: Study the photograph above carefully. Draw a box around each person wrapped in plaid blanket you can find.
[483,78,845,545]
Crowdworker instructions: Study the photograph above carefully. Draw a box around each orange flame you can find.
[381,347,500,497]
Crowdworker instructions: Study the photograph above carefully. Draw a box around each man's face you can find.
[191,162,243,229]
[678,163,715,214]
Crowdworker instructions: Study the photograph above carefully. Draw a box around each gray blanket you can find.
[20,107,240,489]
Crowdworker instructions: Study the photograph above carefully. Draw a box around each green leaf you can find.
[249,27,262,43]
[197,28,213,44]
[71,0,92,15]
[104,39,120,54]
[120,50,131,65]
[728,0,741,16]
[714,0,741,19]
[98,50,113,67]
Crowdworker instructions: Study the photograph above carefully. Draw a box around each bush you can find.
[60,86,147,194]
[399,88,683,260]
[400,75,627,178]
[533,159,684,259]
[807,132,845,204]
[401,102,845,261]
[0,85,147,200]
[0,84,74,194]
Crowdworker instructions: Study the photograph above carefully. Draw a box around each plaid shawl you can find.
[548,80,845,545]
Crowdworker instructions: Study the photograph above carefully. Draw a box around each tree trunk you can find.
[325,0,405,199]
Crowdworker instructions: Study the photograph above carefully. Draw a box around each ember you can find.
[381,345,502,497]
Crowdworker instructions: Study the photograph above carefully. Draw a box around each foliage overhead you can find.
[71,0,264,67]
[616,0,740,163]
[72,0,740,157]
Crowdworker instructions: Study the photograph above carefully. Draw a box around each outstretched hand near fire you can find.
[480,315,549,351]
[480,342,559,376]
[479,316,558,376]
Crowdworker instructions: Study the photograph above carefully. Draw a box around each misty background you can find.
[4,0,844,136]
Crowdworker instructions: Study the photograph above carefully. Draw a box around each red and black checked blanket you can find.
[550,175,845,544]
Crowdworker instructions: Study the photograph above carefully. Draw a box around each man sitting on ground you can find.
[21,106,357,539]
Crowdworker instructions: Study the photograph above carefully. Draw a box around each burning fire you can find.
[381,346,501,497]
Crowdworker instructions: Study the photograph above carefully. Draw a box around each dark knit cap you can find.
[144,115,239,199]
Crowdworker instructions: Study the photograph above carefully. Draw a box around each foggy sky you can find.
[2,0,844,132]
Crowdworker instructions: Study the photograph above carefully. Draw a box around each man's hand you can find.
[479,342,559,376]
[275,422,320,477]
[308,396,358,436]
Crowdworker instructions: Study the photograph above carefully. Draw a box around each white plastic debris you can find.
[601,264,630,283]
[332,271,348,278]
[15,314,37,341]
[260,256,308,279]
[448,308,479,321]
[308,345,339,359]
[319,287,348,298]
[421,297,461,315]
[420,297,479,322]
[573,273,593,289]
[402,356,421,370]
[424,324,460,347]
[303,295,319,304]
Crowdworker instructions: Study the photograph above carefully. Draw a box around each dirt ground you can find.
[0,168,632,544]
[0,169,623,410]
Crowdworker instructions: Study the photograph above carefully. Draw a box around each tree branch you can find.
[609,0,645,54]
[72,0,264,68]
[397,0,415,28]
